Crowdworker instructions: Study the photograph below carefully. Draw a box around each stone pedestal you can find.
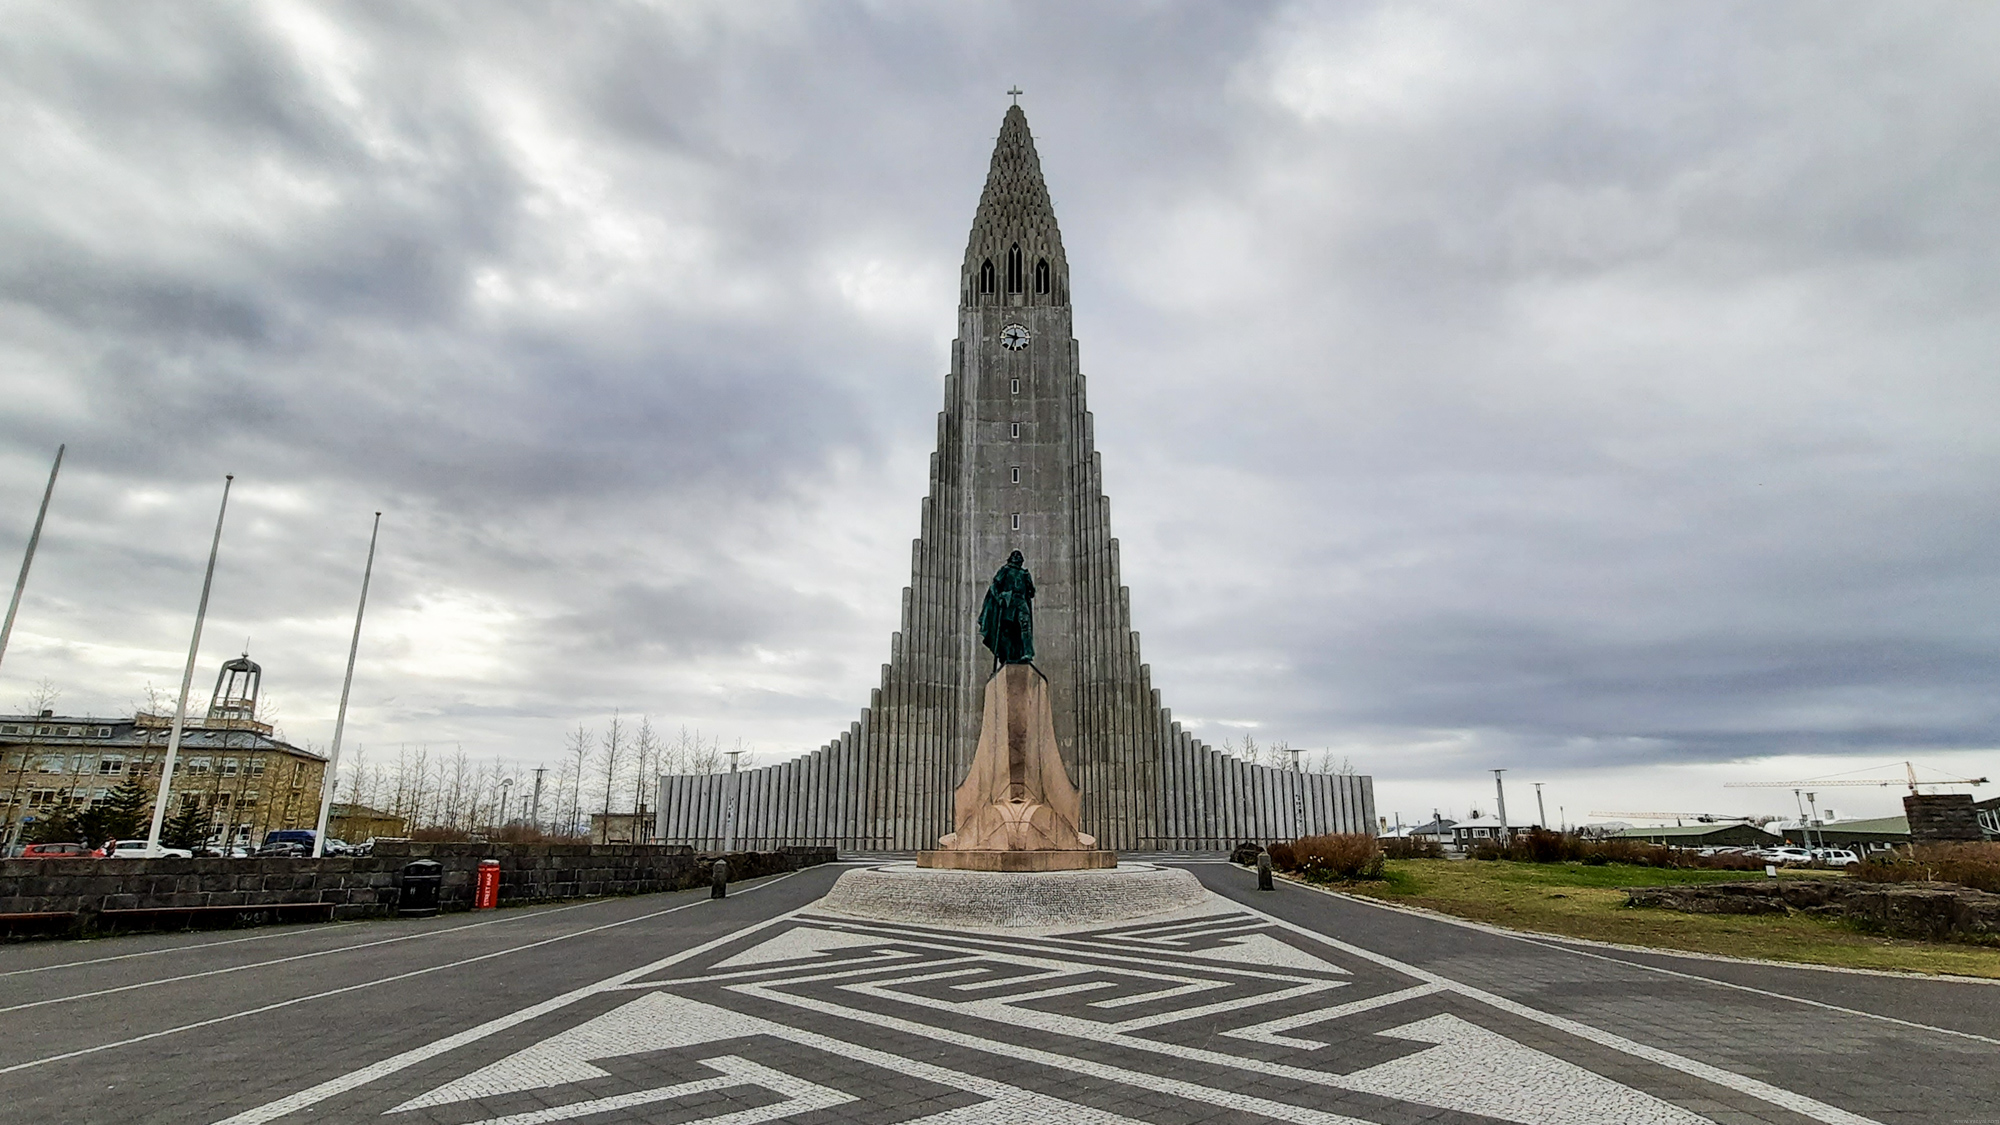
[818,864,1212,930]
[918,664,1113,871]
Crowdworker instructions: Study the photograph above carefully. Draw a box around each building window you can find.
[1010,422,1020,438]
[95,727,112,738]
[36,756,61,773]
[979,259,994,294]
[0,725,18,735]
[1010,378,1020,394]
[222,758,240,777]
[1006,243,1023,292]
[1010,467,1021,483]
[292,765,305,788]
[241,791,258,808]
[1011,514,1021,530]
[1035,258,1049,295]
[98,756,125,775]
[249,758,268,776]
[186,757,212,774]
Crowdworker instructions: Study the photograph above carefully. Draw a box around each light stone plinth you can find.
[915,848,1116,871]
[814,862,1214,931]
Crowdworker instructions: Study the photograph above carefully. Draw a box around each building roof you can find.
[0,712,325,761]
[1813,815,1909,835]
[1612,822,1778,839]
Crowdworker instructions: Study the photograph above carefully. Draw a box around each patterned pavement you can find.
[3,861,1992,1124]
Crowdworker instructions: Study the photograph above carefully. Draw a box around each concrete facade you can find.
[658,106,1374,852]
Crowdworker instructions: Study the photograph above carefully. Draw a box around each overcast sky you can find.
[2,2,1996,826]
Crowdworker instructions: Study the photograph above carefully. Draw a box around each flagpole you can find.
[145,475,234,857]
[312,512,380,858]
[0,444,65,676]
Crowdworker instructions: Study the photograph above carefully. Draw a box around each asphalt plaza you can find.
[0,862,1994,1124]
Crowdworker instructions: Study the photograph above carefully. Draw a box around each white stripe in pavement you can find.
[1277,877,2000,1047]
[0,898,618,1011]
[211,884,816,1125]
[1510,935,2000,1047]
[1238,899,1885,1125]
[0,871,806,1081]
[0,895,609,980]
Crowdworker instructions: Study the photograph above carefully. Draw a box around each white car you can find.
[1760,846,1814,864]
[1811,848,1860,866]
[98,839,194,859]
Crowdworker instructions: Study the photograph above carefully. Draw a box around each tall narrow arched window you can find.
[1034,258,1050,295]
[979,259,995,295]
[1006,243,1023,292]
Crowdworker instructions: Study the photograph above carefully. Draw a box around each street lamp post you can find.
[1533,782,1547,831]
[1491,769,1511,844]
[500,776,514,835]
[721,749,744,853]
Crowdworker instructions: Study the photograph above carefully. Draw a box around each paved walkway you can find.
[0,861,1991,1124]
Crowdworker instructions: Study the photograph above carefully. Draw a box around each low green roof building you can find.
[1782,815,1909,850]
[1610,822,1779,848]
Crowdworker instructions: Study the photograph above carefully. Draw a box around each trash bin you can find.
[398,859,443,918]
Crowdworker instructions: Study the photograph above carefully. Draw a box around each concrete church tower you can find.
[876,104,1160,849]
[657,106,1374,852]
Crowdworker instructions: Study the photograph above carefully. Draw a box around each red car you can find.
[16,842,91,859]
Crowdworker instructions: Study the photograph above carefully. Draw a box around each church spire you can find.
[963,105,1069,307]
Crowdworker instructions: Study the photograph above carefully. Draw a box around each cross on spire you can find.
[1007,85,1023,105]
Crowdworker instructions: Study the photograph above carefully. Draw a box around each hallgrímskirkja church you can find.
[657,106,1374,852]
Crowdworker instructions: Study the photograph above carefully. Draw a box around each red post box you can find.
[474,858,501,910]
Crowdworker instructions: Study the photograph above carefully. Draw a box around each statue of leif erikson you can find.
[918,552,1115,871]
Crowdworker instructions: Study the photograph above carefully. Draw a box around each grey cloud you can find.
[0,2,1995,811]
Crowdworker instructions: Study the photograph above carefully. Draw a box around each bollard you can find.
[711,859,729,899]
[1256,852,1274,891]
[474,858,501,910]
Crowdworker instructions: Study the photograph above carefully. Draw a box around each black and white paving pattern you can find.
[1,861,1993,1125]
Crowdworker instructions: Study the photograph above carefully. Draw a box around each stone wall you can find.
[0,843,834,938]
[1627,878,2000,942]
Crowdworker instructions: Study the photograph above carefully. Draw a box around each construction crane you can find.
[1589,811,1752,824]
[1723,760,1988,793]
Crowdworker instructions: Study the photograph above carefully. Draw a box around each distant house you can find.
[1612,822,1779,849]
[1450,815,1513,847]
[328,802,407,843]
[1402,817,1456,843]
[589,812,650,845]
[1781,815,1910,852]
[0,656,326,848]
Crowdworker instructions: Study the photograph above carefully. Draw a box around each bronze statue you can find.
[978,550,1035,669]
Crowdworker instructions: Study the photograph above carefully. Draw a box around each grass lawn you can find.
[1314,858,2000,979]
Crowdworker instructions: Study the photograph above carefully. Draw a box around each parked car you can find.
[16,842,91,859]
[321,838,354,856]
[94,839,194,858]
[260,829,318,852]
[1759,846,1814,864]
[1811,848,1860,866]
[255,841,310,857]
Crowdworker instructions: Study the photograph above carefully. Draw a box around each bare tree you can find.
[687,728,723,774]
[564,724,591,836]
[552,755,579,838]
[596,712,627,840]
[632,716,658,842]
[19,678,59,716]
